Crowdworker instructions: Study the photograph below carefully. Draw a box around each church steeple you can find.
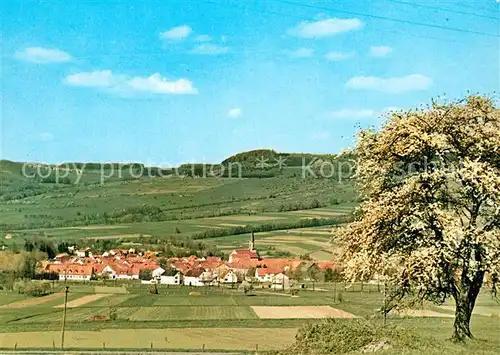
[249,231,255,251]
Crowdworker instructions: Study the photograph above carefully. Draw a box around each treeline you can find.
[221,149,340,167]
[192,216,351,240]
[0,251,48,290]
[0,181,55,202]
[8,234,225,261]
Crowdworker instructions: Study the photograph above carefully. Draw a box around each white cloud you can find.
[228,108,242,118]
[195,34,212,42]
[370,45,392,57]
[64,70,197,95]
[189,43,229,55]
[346,74,432,93]
[325,51,355,61]
[65,70,116,87]
[38,132,54,142]
[127,73,198,95]
[15,47,72,63]
[160,25,192,40]
[289,18,363,38]
[329,107,403,120]
[289,48,314,58]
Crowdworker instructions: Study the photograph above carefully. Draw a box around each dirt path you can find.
[0,293,64,309]
[54,294,110,308]
[252,305,357,319]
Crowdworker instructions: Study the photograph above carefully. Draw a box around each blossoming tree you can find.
[338,96,499,341]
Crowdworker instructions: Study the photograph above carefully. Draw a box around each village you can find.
[43,233,336,290]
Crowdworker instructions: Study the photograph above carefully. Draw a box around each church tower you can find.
[249,231,255,252]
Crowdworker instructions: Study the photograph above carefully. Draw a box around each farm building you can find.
[271,273,290,290]
[160,272,183,285]
[183,268,205,287]
[46,264,94,281]
[220,270,238,284]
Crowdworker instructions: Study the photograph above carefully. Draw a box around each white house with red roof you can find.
[46,264,93,281]
[183,268,205,286]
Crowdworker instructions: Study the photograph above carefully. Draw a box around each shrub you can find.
[13,280,52,297]
[278,319,419,355]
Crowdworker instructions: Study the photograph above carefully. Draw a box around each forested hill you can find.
[221,149,339,167]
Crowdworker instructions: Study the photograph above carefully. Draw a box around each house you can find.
[255,266,284,282]
[47,264,94,281]
[271,273,290,290]
[255,268,273,282]
[228,249,258,263]
[151,266,165,278]
[76,248,92,258]
[225,259,258,276]
[54,253,70,263]
[220,270,238,284]
[183,268,205,287]
[160,272,183,285]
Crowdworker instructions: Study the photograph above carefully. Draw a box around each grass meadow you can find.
[0,283,498,352]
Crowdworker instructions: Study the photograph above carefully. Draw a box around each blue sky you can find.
[1,0,499,165]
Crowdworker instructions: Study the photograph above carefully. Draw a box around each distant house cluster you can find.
[42,233,336,289]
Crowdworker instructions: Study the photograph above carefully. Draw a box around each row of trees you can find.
[0,251,48,290]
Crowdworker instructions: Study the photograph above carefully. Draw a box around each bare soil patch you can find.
[65,225,128,230]
[263,235,330,247]
[438,305,500,317]
[289,210,345,216]
[218,223,248,227]
[391,309,454,318]
[251,306,357,319]
[88,233,148,240]
[209,215,285,222]
[294,230,332,236]
[0,293,64,309]
[55,294,110,308]
[0,328,297,350]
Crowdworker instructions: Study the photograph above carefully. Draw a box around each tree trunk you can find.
[451,276,482,342]
[452,294,473,342]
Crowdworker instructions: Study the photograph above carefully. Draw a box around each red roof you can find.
[48,264,93,276]
[257,268,268,277]
[232,249,258,258]
[317,261,336,269]
[226,259,258,270]
[185,267,205,277]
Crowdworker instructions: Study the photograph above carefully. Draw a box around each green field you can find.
[0,284,498,352]
[1,156,359,258]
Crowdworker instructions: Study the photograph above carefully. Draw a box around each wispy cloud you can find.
[370,45,392,57]
[325,51,355,61]
[289,18,363,38]
[330,107,402,120]
[160,25,192,40]
[64,70,116,87]
[346,74,432,93]
[189,43,229,55]
[195,34,212,42]
[288,48,314,58]
[64,71,197,95]
[15,47,72,63]
[228,108,242,118]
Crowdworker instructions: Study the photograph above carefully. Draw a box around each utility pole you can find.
[383,281,387,326]
[61,286,69,349]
